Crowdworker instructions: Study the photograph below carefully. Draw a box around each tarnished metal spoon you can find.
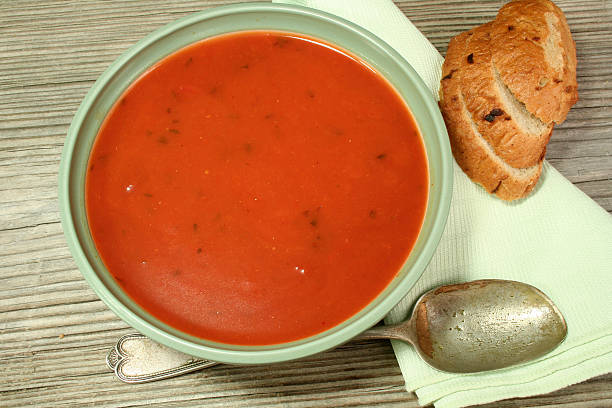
[107,279,566,382]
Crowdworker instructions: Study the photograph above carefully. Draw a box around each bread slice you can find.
[461,23,553,169]
[490,0,578,124]
[440,32,542,201]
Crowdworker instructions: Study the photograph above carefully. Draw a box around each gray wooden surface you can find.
[1,0,610,407]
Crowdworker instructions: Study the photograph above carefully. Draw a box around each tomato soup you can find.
[86,31,428,345]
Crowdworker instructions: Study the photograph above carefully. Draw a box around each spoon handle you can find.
[107,325,413,384]
[354,322,415,344]
[107,333,219,383]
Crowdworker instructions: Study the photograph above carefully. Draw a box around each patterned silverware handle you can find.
[107,333,219,383]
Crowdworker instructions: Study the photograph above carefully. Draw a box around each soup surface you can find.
[86,31,428,345]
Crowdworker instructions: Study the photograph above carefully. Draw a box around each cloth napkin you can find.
[275,1,612,407]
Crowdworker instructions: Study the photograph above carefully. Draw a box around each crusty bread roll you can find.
[491,0,578,124]
[462,23,553,169]
[440,31,543,201]
[439,0,577,201]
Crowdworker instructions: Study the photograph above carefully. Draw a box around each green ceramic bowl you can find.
[58,2,452,364]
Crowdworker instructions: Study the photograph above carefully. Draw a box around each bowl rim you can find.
[58,2,453,364]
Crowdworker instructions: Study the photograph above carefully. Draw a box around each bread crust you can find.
[440,32,542,201]
[491,0,578,124]
[461,23,552,168]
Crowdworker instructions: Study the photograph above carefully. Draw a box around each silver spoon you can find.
[107,279,566,382]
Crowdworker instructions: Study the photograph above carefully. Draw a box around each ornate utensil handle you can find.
[106,333,219,383]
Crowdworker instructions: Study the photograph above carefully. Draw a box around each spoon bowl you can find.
[357,279,567,372]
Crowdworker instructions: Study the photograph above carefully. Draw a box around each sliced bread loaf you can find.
[490,0,578,124]
[440,32,543,201]
[461,23,553,169]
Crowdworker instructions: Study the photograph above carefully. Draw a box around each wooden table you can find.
[2,1,610,406]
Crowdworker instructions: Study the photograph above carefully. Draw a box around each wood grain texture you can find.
[0,0,610,407]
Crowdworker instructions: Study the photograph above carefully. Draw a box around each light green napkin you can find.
[276,1,612,407]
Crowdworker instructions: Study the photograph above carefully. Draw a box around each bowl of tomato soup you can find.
[59,3,452,364]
